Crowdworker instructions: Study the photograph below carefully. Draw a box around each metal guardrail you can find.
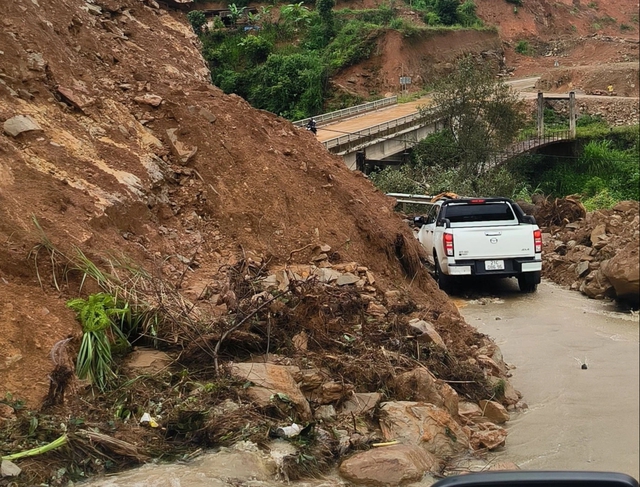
[293,96,397,127]
[322,110,427,153]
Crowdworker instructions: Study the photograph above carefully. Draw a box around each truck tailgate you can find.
[452,225,535,260]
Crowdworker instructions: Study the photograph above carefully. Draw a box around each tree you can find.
[187,10,206,34]
[280,2,313,29]
[228,3,246,27]
[434,0,459,25]
[418,54,526,184]
[316,0,336,41]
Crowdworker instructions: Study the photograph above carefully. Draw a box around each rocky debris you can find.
[166,128,198,165]
[0,460,21,478]
[408,318,447,349]
[339,444,440,486]
[57,85,95,113]
[539,200,639,305]
[469,422,508,450]
[578,98,640,127]
[338,392,381,417]
[3,114,43,137]
[134,93,163,107]
[0,404,17,427]
[478,400,510,424]
[229,363,313,421]
[379,401,470,458]
[392,368,445,407]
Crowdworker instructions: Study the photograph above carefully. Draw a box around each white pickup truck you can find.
[414,197,542,293]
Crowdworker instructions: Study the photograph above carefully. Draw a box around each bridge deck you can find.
[316,97,431,143]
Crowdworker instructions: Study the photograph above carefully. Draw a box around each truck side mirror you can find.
[413,216,425,226]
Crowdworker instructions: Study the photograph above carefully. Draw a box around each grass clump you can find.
[67,293,132,391]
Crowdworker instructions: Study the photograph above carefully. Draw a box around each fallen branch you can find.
[78,430,149,463]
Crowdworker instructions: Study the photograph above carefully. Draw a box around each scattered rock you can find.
[230,362,312,420]
[379,401,470,457]
[478,400,510,424]
[408,318,446,349]
[134,94,163,107]
[339,444,440,486]
[3,115,43,137]
[166,128,198,165]
[339,392,381,416]
[336,273,359,286]
[1,460,21,477]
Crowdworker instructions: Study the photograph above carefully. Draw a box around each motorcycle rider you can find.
[306,118,317,135]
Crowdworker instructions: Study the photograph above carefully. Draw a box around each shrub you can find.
[582,189,618,211]
[505,0,522,5]
[576,113,606,127]
[187,10,207,34]
[325,21,379,70]
[239,35,274,64]
[434,0,459,25]
[515,40,530,54]
[423,11,441,25]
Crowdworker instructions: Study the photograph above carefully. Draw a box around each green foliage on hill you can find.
[190,0,486,119]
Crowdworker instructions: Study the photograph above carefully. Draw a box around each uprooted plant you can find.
[67,293,132,392]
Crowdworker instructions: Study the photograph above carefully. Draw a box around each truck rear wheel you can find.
[518,272,539,293]
[435,255,453,293]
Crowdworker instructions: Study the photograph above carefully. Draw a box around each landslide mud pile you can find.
[0,0,519,484]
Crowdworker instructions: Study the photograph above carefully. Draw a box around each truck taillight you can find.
[443,232,454,257]
[534,229,542,253]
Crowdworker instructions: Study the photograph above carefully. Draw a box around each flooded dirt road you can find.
[457,279,639,479]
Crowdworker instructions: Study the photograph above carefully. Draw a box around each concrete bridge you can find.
[305,89,578,171]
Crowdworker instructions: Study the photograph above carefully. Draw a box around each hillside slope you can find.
[0,0,464,411]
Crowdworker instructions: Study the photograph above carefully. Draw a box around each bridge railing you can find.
[293,96,398,128]
[489,129,572,166]
[322,110,430,153]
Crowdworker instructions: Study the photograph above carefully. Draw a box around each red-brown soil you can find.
[0,0,637,482]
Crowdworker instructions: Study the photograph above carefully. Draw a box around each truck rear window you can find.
[444,203,515,223]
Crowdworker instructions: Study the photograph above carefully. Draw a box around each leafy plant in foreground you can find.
[67,293,131,392]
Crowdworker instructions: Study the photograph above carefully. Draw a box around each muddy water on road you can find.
[457,280,639,479]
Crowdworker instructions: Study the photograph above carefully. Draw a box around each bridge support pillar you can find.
[537,92,544,137]
[569,91,576,138]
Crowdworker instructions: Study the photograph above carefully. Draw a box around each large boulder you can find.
[478,400,510,424]
[339,444,439,486]
[602,242,639,305]
[339,392,381,417]
[379,402,470,458]
[230,363,311,420]
[579,268,615,300]
[392,368,443,405]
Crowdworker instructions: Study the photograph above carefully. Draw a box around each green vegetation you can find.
[515,40,531,55]
[187,10,206,33]
[67,293,133,391]
[369,57,638,211]
[190,0,487,119]
[507,123,639,210]
[370,55,526,197]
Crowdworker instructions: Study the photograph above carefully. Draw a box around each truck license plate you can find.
[485,260,505,271]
